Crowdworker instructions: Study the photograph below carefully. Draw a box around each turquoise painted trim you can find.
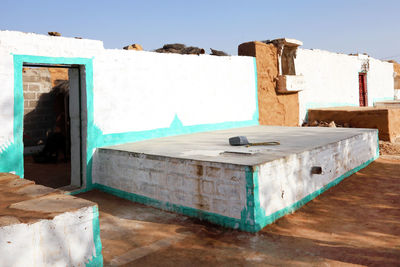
[86,205,103,266]
[251,131,380,231]
[252,57,259,122]
[93,165,261,232]
[7,54,259,189]
[91,59,260,148]
[93,183,246,230]
[95,119,258,148]
[372,97,395,104]
[66,186,93,196]
[0,142,21,175]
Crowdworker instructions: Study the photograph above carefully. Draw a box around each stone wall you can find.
[22,67,68,147]
[238,41,299,126]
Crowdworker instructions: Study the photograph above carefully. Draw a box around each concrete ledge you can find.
[93,126,379,232]
[0,173,103,266]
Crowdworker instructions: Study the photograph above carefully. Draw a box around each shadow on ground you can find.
[78,157,400,266]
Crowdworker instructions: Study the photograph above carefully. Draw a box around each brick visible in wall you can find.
[22,67,68,147]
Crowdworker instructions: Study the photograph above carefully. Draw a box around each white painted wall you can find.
[367,57,396,104]
[93,149,247,219]
[0,206,99,266]
[0,30,257,182]
[295,48,394,124]
[93,50,256,134]
[0,30,103,151]
[257,130,378,217]
[0,31,256,146]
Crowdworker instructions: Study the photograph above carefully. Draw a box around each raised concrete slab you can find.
[93,126,379,232]
[0,173,102,266]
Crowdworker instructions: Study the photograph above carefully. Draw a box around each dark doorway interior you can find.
[359,72,368,107]
[23,66,72,188]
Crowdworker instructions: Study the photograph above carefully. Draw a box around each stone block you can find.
[205,166,222,178]
[186,163,204,178]
[201,180,214,195]
[23,92,35,100]
[182,177,200,192]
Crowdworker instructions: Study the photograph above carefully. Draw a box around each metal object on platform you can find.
[229,136,280,147]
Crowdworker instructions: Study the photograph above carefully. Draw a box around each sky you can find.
[1,0,399,60]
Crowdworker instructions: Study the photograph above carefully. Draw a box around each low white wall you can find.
[295,48,394,124]
[257,130,378,217]
[0,206,100,266]
[93,149,247,219]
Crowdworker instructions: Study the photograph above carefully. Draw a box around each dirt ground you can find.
[79,156,400,266]
[24,155,71,188]
[380,141,400,156]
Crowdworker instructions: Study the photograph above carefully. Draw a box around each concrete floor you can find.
[79,156,400,267]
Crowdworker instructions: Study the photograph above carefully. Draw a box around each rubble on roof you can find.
[48,32,61,36]
[154,43,205,55]
[123,43,143,51]
[210,48,229,56]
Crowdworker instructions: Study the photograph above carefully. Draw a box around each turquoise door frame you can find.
[11,55,94,188]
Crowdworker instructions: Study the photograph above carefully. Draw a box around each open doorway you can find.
[22,65,81,189]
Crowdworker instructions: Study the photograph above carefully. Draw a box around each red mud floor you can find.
[79,156,400,266]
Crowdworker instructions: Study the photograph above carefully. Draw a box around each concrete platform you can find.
[0,173,102,266]
[93,126,379,232]
[79,156,400,266]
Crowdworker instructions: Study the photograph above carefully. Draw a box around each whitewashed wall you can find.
[93,149,247,219]
[93,50,256,134]
[0,30,257,177]
[0,30,103,149]
[367,57,395,104]
[295,48,394,124]
[258,130,378,218]
[0,206,100,266]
